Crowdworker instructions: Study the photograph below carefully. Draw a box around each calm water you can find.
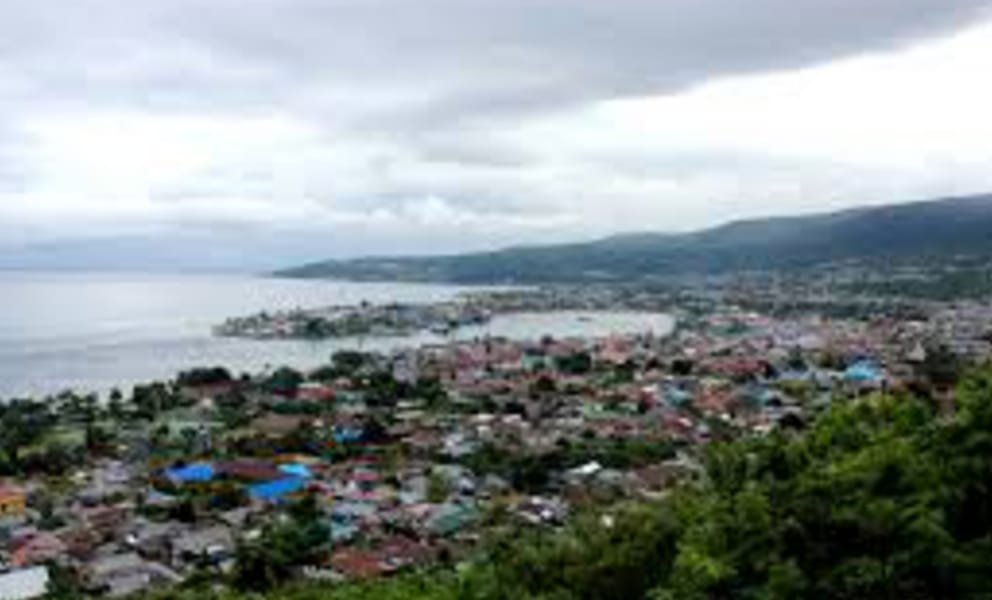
[0,272,673,398]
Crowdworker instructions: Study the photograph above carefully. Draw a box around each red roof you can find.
[351,470,380,483]
[298,384,336,401]
[10,533,67,567]
[216,460,283,482]
[331,550,386,579]
[0,484,24,498]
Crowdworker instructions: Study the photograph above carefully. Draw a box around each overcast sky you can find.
[2,0,992,268]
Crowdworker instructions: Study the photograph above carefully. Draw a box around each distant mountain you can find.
[277,194,992,283]
[0,231,362,274]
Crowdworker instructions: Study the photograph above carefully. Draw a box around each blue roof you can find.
[249,477,306,502]
[334,427,364,443]
[165,463,214,483]
[278,463,313,479]
[664,387,692,407]
[331,522,360,543]
[845,361,883,383]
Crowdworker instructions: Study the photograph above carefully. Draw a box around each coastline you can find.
[0,270,675,398]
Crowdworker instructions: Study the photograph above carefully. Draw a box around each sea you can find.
[0,272,674,398]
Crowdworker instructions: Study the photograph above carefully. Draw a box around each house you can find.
[125,521,177,562]
[565,461,603,482]
[377,537,434,571]
[332,501,378,524]
[248,477,308,504]
[56,526,99,560]
[844,360,886,389]
[180,381,236,402]
[81,505,129,536]
[143,490,179,511]
[164,463,215,485]
[249,413,309,438]
[171,526,234,566]
[297,382,336,402]
[84,461,135,499]
[81,505,131,541]
[515,496,567,526]
[9,532,68,568]
[328,519,360,544]
[217,507,255,529]
[479,474,510,498]
[329,549,386,580]
[84,553,181,598]
[0,566,49,600]
[0,484,26,519]
[334,426,364,444]
[426,502,478,537]
[215,460,284,482]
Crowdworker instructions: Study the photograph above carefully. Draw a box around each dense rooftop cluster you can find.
[0,285,989,598]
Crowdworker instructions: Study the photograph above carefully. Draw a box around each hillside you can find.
[277,194,992,283]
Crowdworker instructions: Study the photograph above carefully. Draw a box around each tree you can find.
[107,388,127,421]
[332,350,371,375]
[232,508,329,591]
[211,482,248,511]
[309,364,340,382]
[920,343,962,391]
[555,351,593,375]
[0,400,55,474]
[265,367,304,397]
[532,374,557,395]
[415,377,448,410]
[671,358,695,377]
[132,382,175,420]
[427,471,452,504]
[177,367,232,388]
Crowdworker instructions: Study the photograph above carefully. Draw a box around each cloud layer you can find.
[2,0,992,265]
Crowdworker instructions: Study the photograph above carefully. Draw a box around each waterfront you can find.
[0,272,674,397]
[2,273,992,597]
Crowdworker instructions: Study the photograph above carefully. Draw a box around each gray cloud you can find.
[1,0,992,265]
[4,1,989,120]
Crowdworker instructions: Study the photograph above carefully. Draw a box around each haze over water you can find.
[0,272,674,398]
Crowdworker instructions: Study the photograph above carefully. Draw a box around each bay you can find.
[0,272,673,398]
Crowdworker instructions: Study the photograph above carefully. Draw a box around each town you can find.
[211,286,684,340]
[213,300,494,340]
[0,284,989,599]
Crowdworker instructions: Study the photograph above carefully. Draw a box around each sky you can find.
[2,0,992,270]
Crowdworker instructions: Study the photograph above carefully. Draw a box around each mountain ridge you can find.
[277,193,992,283]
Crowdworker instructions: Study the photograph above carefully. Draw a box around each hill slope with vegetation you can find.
[143,367,992,600]
[279,194,992,283]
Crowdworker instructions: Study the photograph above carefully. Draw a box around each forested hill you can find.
[278,194,992,283]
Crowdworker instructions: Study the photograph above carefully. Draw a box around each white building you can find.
[0,567,49,600]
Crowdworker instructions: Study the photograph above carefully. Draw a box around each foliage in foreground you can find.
[146,369,992,600]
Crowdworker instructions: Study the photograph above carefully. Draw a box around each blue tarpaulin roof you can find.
[248,477,306,502]
[278,463,313,479]
[165,463,215,483]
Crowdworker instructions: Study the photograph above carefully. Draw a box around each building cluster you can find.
[1,290,988,598]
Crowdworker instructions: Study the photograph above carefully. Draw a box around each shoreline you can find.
[1,309,677,401]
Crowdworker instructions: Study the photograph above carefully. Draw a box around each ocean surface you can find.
[0,272,674,398]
